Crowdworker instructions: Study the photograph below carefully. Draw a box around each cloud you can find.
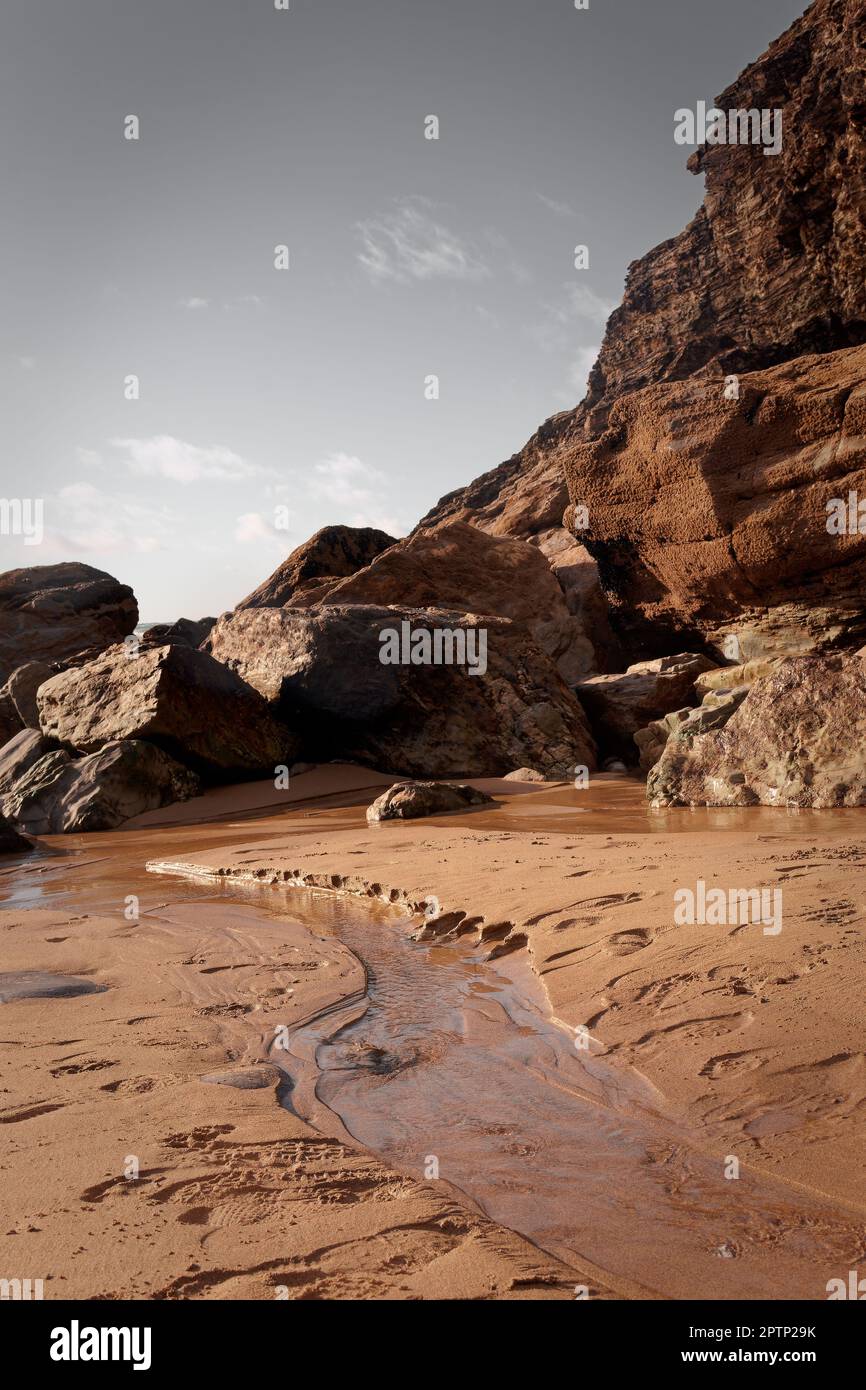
[47,480,173,554]
[110,435,264,484]
[235,511,286,545]
[17,356,36,370]
[356,197,490,285]
[179,297,209,310]
[309,453,386,508]
[536,192,577,218]
[308,453,406,535]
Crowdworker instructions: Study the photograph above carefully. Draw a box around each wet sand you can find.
[1,767,865,1299]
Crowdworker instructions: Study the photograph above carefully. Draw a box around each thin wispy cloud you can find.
[536,192,577,218]
[308,452,405,535]
[47,480,174,555]
[110,435,266,484]
[356,196,490,286]
[178,297,209,310]
[235,511,286,545]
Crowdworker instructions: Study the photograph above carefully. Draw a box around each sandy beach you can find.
[2,765,864,1300]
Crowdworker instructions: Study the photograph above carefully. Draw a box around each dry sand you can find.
[1,765,865,1299]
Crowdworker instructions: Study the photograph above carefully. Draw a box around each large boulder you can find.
[237,525,396,609]
[285,521,600,683]
[0,729,58,794]
[366,781,495,823]
[647,652,866,808]
[1,739,199,834]
[0,563,138,685]
[576,653,716,761]
[635,687,748,772]
[207,604,596,779]
[36,643,297,779]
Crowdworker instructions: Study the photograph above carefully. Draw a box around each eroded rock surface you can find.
[208,604,596,779]
[0,563,138,685]
[366,781,495,822]
[1,738,200,834]
[37,643,296,778]
[236,525,396,609]
[287,521,600,682]
[647,652,866,807]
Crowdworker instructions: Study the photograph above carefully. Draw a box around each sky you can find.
[1,0,808,619]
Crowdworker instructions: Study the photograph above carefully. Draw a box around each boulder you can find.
[2,739,200,834]
[36,643,297,779]
[0,729,58,794]
[287,521,601,683]
[207,604,596,779]
[647,652,866,808]
[139,617,216,650]
[4,661,54,728]
[0,813,34,855]
[635,688,748,772]
[236,525,396,609]
[366,781,495,822]
[576,653,716,761]
[0,563,138,685]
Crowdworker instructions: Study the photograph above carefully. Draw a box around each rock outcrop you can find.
[139,617,216,650]
[366,781,495,822]
[207,604,596,779]
[576,653,716,761]
[414,1,866,670]
[647,651,866,808]
[635,687,748,773]
[579,0,866,432]
[564,347,866,659]
[276,521,600,682]
[36,644,296,779]
[236,525,396,609]
[1,739,199,834]
[0,729,57,794]
[556,0,866,659]
[0,563,138,685]
[4,661,55,729]
[417,442,620,671]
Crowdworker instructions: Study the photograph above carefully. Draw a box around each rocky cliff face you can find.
[559,0,866,661]
[425,0,866,668]
[580,0,866,434]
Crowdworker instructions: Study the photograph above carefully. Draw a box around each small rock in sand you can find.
[366,780,496,822]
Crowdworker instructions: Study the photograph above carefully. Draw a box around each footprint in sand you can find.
[700,1050,766,1080]
[606,928,653,957]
